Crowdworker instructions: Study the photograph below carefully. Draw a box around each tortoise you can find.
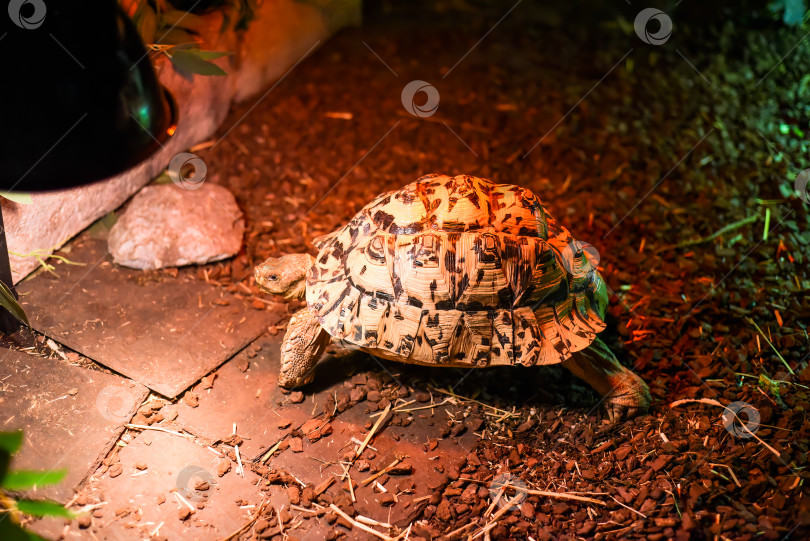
[255,174,650,421]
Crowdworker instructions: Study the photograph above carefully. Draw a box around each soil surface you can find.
[189,1,810,538]
[17,1,810,540]
[190,1,810,539]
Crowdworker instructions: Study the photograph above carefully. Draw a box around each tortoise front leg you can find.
[278,307,331,388]
[561,336,651,422]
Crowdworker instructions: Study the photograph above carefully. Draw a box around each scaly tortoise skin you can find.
[256,174,651,421]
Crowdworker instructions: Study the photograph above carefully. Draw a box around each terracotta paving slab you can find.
[17,235,271,398]
[30,430,275,541]
[174,335,365,461]
[173,334,304,460]
[0,347,148,502]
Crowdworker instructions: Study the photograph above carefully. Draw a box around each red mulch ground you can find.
[178,1,810,539]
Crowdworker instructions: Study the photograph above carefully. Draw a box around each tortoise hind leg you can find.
[561,336,651,422]
[278,307,331,388]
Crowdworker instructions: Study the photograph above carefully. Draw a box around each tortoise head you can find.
[254,254,314,300]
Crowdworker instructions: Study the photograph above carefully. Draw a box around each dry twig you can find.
[125,424,193,439]
[460,478,606,506]
[355,403,391,459]
[329,504,393,540]
[220,499,270,541]
[747,317,795,374]
[361,456,405,486]
[656,213,758,252]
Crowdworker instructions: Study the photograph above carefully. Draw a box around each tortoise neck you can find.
[286,254,314,300]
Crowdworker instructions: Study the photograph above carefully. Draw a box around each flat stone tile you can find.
[173,334,299,460]
[17,235,272,398]
[0,347,148,502]
[32,430,271,541]
[173,335,362,461]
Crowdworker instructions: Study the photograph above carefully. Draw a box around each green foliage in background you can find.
[0,431,72,541]
[294,0,361,32]
[120,0,258,76]
[769,0,809,26]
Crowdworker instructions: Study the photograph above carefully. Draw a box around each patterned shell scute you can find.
[306,174,607,367]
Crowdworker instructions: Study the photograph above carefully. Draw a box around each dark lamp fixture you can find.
[0,0,177,192]
[0,0,178,334]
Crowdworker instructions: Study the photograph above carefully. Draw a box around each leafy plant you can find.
[9,250,86,279]
[768,0,809,26]
[0,431,73,541]
[0,281,28,327]
[119,0,256,76]
[162,46,231,77]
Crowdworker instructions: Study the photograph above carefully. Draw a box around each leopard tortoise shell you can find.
[256,174,650,421]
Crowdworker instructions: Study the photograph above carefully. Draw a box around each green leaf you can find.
[782,0,805,25]
[160,27,197,46]
[189,50,230,60]
[1,450,10,486]
[0,280,29,327]
[0,192,33,204]
[170,49,227,76]
[798,74,810,97]
[16,499,74,518]
[0,519,49,541]
[779,181,795,198]
[0,431,24,454]
[3,469,67,490]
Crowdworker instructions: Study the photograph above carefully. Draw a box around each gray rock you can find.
[108,183,244,270]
